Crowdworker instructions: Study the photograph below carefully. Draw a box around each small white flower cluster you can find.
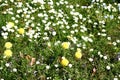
[98,51,108,60]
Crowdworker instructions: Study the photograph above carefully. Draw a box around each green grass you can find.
[0,0,120,80]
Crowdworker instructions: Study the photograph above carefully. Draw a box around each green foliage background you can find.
[0,0,120,80]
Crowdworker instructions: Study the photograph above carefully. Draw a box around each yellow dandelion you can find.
[60,57,69,66]
[4,42,12,49]
[75,48,82,59]
[4,50,13,58]
[7,22,14,28]
[61,42,70,49]
[18,28,25,34]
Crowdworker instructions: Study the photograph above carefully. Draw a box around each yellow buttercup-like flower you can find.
[61,42,70,49]
[60,57,69,66]
[4,42,12,49]
[18,28,25,34]
[75,48,82,59]
[4,50,13,58]
[7,22,14,28]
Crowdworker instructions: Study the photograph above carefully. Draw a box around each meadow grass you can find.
[0,0,120,80]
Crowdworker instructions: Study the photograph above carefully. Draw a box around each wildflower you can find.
[113,42,117,46]
[103,56,107,60]
[61,42,70,49]
[75,48,82,59]
[107,37,111,40]
[60,57,69,66]
[67,35,73,40]
[13,68,17,72]
[46,65,50,69]
[1,32,8,39]
[68,64,72,68]
[98,51,101,55]
[7,22,14,28]
[36,61,40,64]
[113,77,118,80]
[89,58,93,62]
[18,28,25,34]
[116,40,120,43]
[5,63,10,67]
[47,77,51,80]
[54,64,58,68]
[4,42,12,49]
[106,65,111,70]
[4,50,13,58]
[52,31,56,36]
[100,54,103,58]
